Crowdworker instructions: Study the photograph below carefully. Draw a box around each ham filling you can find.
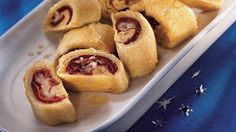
[66,55,118,75]
[50,5,73,26]
[115,17,141,44]
[31,68,66,104]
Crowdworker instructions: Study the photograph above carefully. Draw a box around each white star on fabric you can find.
[156,96,175,110]
[195,84,207,95]
[191,70,201,79]
[152,119,167,127]
[179,104,193,116]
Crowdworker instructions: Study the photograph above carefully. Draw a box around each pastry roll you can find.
[180,0,223,11]
[23,61,77,126]
[57,48,129,93]
[98,0,141,18]
[131,0,198,48]
[44,0,101,32]
[111,10,157,78]
[54,23,115,68]
[129,0,148,12]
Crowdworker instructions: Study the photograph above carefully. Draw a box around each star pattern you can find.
[156,96,175,110]
[152,119,167,127]
[179,104,193,116]
[195,84,207,95]
[149,69,206,127]
[191,70,201,79]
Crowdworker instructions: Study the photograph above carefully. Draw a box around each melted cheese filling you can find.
[34,73,63,98]
[115,29,136,43]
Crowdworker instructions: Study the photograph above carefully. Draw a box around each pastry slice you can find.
[44,0,101,32]
[57,48,129,93]
[54,23,115,69]
[112,10,158,78]
[98,0,141,18]
[130,0,198,48]
[180,0,223,11]
[23,61,77,126]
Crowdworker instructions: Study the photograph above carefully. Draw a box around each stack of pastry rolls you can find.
[23,0,223,126]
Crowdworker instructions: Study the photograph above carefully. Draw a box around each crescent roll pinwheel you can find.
[54,23,115,68]
[23,61,77,126]
[57,48,129,93]
[112,10,158,78]
[44,0,101,31]
[130,0,198,48]
[180,0,223,11]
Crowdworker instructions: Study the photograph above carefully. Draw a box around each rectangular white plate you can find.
[0,0,236,132]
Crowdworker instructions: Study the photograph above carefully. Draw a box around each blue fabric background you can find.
[1,1,236,132]
[0,0,42,35]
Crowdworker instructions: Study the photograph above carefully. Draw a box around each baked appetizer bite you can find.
[130,0,198,48]
[111,10,158,78]
[54,23,115,68]
[57,48,129,93]
[98,0,141,18]
[180,0,223,11]
[44,0,101,32]
[23,61,77,126]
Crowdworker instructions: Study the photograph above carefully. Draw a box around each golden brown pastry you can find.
[57,48,129,93]
[98,0,141,18]
[44,0,101,32]
[180,0,223,11]
[23,61,77,126]
[111,10,158,78]
[129,0,148,12]
[54,23,115,68]
[130,0,198,48]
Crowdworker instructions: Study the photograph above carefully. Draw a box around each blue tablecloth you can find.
[0,0,42,35]
[1,1,236,132]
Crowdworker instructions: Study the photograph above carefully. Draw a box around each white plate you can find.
[0,1,236,132]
